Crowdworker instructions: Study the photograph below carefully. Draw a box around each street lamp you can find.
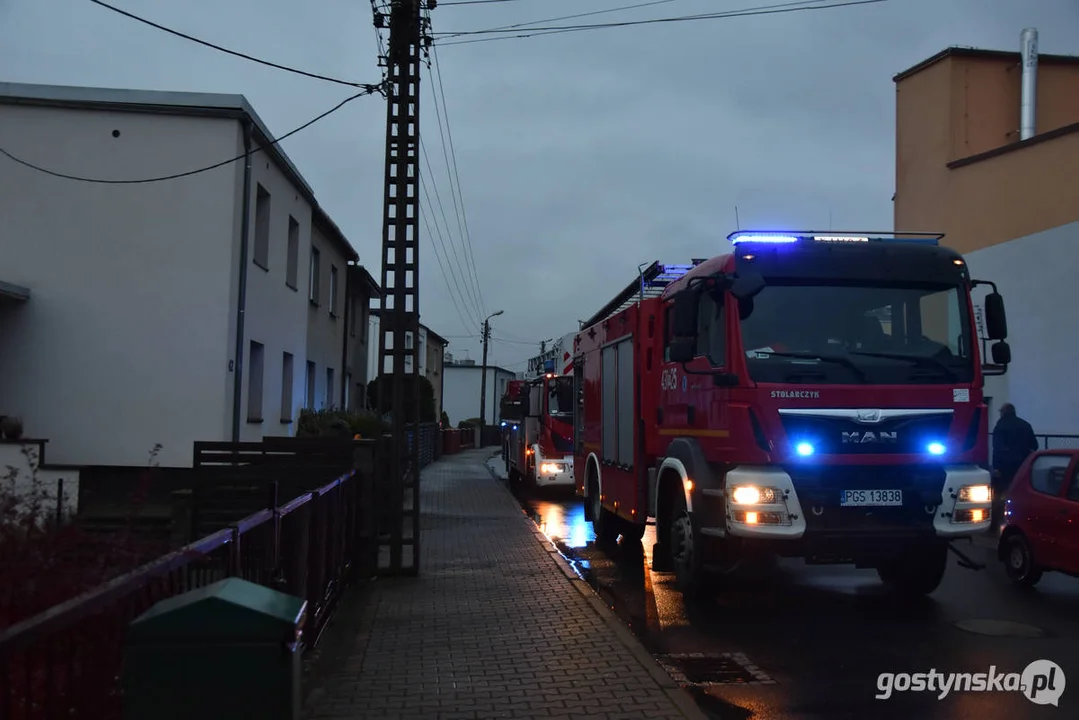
[479,310,504,444]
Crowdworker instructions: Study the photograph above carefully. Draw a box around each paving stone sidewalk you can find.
[304,447,705,720]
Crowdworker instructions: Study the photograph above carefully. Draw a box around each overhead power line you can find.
[438,0,536,6]
[88,0,376,90]
[438,0,687,40]
[429,43,487,317]
[435,0,888,46]
[0,89,379,184]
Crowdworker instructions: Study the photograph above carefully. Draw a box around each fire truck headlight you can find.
[958,484,991,504]
[730,486,780,505]
[540,462,565,475]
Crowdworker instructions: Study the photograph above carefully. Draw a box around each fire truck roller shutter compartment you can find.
[600,336,635,469]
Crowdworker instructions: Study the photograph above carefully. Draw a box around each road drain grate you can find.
[656,652,776,686]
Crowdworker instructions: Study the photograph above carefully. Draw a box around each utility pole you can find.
[479,310,503,445]
[375,0,426,576]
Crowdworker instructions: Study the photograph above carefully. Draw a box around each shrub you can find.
[295,408,389,439]
[367,375,437,423]
[0,444,169,627]
[458,417,483,429]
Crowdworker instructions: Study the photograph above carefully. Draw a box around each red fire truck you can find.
[572,231,1011,597]
[499,379,527,472]
[504,364,576,492]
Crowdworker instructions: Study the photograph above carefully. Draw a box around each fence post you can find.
[55,477,64,525]
[229,526,242,577]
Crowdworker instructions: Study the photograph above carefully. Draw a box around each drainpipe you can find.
[340,262,352,409]
[439,342,446,424]
[231,120,254,442]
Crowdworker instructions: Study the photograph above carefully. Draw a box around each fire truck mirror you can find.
[729,271,766,301]
[668,336,695,364]
[990,340,1011,365]
[983,292,1007,340]
[671,287,700,337]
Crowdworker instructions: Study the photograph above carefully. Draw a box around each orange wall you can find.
[895,54,1079,255]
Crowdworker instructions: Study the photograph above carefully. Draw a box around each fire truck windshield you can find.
[547,377,574,418]
[737,281,974,385]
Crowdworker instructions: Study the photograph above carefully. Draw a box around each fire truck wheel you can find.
[620,522,646,543]
[590,483,621,544]
[669,492,707,597]
[876,541,949,596]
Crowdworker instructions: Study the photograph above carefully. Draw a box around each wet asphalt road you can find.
[485,453,1079,720]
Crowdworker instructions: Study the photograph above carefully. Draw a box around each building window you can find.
[356,382,366,411]
[325,367,335,409]
[350,295,357,336]
[330,265,339,317]
[344,371,352,410]
[305,361,316,410]
[309,247,321,305]
[281,352,294,422]
[253,184,271,270]
[286,216,299,290]
[247,341,265,422]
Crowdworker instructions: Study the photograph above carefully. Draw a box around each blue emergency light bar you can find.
[727,230,944,246]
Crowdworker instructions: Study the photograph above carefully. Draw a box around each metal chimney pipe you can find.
[1020,27,1038,141]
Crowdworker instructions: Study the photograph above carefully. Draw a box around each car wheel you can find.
[1003,532,1043,587]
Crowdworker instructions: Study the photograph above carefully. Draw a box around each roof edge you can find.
[350,264,382,297]
[0,81,359,263]
[446,362,515,375]
[893,46,1079,83]
[947,121,1079,169]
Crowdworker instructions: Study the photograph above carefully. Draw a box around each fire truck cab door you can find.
[659,292,731,443]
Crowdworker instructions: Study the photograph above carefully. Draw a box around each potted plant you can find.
[1,415,23,440]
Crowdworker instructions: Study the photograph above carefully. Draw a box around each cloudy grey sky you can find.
[1,0,1077,372]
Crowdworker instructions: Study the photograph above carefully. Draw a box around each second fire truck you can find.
[503,349,576,492]
[573,231,1011,597]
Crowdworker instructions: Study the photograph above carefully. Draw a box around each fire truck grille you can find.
[787,465,945,535]
[779,413,953,455]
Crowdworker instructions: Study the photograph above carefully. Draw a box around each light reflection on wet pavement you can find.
[485,452,1079,719]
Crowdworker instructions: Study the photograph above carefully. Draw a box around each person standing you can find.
[991,403,1040,525]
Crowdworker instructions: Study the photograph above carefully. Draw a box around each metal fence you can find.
[0,463,372,720]
[408,422,441,469]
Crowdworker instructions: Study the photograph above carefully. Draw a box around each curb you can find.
[483,452,711,720]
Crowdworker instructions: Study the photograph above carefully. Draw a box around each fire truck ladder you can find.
[581,260,705,329]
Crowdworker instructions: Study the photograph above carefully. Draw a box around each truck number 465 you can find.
[660,367,679,392]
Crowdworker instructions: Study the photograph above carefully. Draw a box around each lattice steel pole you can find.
[377,0,424,575]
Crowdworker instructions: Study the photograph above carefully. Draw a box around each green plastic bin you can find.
[124,577,307,720]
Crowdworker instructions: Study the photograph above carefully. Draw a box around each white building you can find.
[0,82,379,468]
[442,361,516,426]
[366,311,448,420]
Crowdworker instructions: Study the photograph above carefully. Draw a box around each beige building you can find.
[893,34,1079,436]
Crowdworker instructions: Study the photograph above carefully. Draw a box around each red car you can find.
[997,449,1079,585]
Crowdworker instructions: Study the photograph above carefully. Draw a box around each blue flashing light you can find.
[795,442,815,457]
[512,424,518,431]
[501,421,507,428]
[927,442,946,456]
[730,232,799,245]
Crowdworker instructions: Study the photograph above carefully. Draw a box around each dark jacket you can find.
[992,414,1039,470]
